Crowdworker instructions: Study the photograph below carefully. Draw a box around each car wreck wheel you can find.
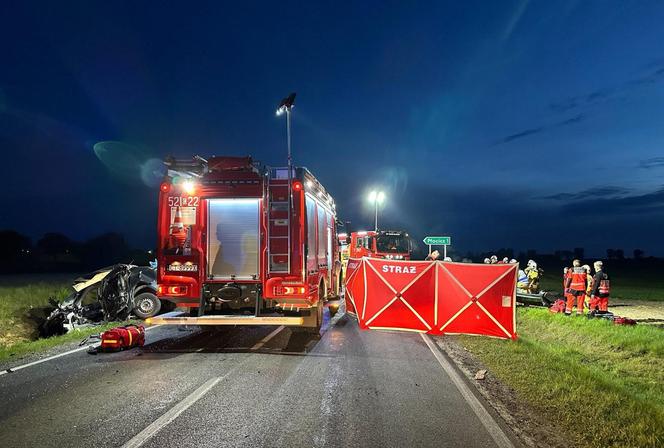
[133,292,161,319]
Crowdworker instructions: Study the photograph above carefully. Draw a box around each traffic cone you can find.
[170,207,184,233]
[170,207,187,250]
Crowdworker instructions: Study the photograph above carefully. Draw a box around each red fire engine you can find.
[349,230,413,260]
[150,156,342,333]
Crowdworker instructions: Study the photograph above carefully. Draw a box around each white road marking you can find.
[251,325,285,350]
[0,325,163,377]
[121,375,224,448]
[420,333,515,448]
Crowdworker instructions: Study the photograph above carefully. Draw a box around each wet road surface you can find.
[0,310,519,447]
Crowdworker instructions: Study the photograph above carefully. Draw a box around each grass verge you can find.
[458,307,664,448]
[0,281,71,347]
[0,321,136,362]
[0,279,140,363]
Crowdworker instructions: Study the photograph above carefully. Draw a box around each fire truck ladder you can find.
[267,168,292,274]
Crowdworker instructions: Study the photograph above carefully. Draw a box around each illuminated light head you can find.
[182,180,196,195]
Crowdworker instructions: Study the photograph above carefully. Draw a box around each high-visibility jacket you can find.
[591,270,610,297]
[567,267,587,292]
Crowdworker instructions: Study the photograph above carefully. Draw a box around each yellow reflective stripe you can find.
[127,329,133,346]
[103,339,118,344]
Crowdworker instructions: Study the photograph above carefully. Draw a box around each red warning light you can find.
[160,182,171,193]
[293,181,303,191]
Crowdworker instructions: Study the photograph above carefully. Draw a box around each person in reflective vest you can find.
[583,264,593,308]
[565,259,587,315]
[589,260,610,312]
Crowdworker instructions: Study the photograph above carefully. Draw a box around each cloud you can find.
[496,127,544,144]
[639,157,664,169]
[538,185,631,201]
[493,113,584,145]
[549,59,664,114]
[557,185,664,217]
[374,181,664,256]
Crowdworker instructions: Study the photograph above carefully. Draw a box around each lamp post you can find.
[276,92,296,207]
[368,190,385,231]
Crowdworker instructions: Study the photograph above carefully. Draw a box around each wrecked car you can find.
[39,264,173,337]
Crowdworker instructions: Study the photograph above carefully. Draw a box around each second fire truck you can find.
[150,156,342,334]
[349,230,414,260]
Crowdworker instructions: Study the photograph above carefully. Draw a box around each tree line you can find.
[0,230,154,274]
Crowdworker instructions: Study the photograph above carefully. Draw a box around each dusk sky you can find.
[2,1,664,256]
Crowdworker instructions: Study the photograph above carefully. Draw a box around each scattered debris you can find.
[475,369,487,380]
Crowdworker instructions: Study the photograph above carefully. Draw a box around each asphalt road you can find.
[0,310,519,448]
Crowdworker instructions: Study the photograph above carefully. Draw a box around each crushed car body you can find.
[39,264,166,337]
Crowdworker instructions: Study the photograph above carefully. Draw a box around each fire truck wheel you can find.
[133,292,161,319]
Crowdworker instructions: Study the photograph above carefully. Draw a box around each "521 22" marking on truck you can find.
[168,196,200,207]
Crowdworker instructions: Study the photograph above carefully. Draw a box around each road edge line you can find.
[122,375,222,448]
[420,333,515,448]
[0,325,163,377]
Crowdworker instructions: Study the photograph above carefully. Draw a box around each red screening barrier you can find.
[344,258,518,340]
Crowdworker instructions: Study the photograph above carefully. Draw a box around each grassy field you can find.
[0,276,137,362]
[538,263,664,301]
[0,280,71,347]
[459,308,664,448]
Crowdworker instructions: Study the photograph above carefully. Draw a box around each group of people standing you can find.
[563,259,610,315]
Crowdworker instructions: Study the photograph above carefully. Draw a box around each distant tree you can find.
[615,249,624,259]
[0,230,33,272]
[634,249,644,259]
[555,250,573,261]
[607,249,615,260]
[80,232,130,269]
[37,233,74,260]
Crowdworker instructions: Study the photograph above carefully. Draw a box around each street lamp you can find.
[276,92,296,208]
[368,190,385,231]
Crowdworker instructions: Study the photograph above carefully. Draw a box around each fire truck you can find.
[338,232,350,277]
[349,230,413,260]
[149,156,342,334]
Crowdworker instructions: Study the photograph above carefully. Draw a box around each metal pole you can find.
[286,108,292,207]
[286,109,292,172]
[444,245,447,259]
[428,244,432,255]
[374,201,378,231]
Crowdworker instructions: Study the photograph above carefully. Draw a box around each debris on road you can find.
[474,369,487,380]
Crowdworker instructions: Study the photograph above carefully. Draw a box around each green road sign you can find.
[423,236,451,245]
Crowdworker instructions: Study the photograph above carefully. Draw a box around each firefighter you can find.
[565,259,587,315]
[563,267,572,304]
[526,262,540,293]
[589,261,610,312]
[425,250,440,261]
[483,258,491,264]
[517,268,529,291]
[490,255,498,264]
[583,264,593,309]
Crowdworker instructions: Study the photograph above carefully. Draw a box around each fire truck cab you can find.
[151,156,341,334]
[349,230,413,260]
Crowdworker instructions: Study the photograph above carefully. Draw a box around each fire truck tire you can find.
[133,292,161,319]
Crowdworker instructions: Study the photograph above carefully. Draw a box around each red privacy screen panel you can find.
[344,258,517,340]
